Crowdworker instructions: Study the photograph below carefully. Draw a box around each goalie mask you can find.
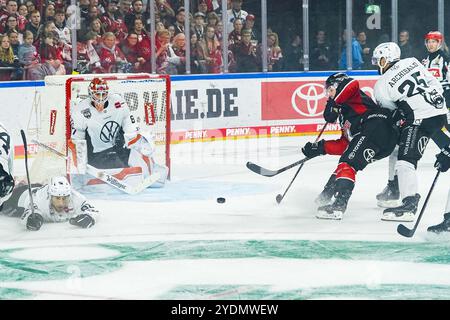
[371,42,401,75]
[88,78,109,105]
[48,176,71,213]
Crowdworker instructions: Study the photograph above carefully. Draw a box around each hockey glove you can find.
[323,99,340,123]
[302,140,326,159]
[435,145,450,172]
[26,212,43,231]
[69,214,95,228]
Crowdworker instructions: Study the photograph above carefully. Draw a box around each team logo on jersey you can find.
[115,102,122,109]
[428,68,441,78]
[291,83,327,117]
[81,108,91,119]
[100,121,120,143]
[418,136,429,155]
[363,149,376,163]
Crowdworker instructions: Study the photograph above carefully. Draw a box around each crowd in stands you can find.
[0,0,441,81]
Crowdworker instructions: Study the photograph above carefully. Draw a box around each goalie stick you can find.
[31,139,160,195]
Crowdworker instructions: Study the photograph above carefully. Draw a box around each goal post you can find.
[29,73,171,185]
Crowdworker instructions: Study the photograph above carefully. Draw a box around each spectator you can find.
[96,32,127,73]
[206,11,219,28]
[25,0,35,16]
[233,28,260,73]
[267,32,283,72]
[0,34,22,80]
[155,21,165,32]
[215,20,223,42]
[310,30,333,70]
[197,0,209,16]
[357,31,372,69]
[18,4,27,20]
[25,10,42,45]
[124,0,149,31]
[76,31,101,73]
[173,6,185,35]
[155,29,170,74]
[399,30,414,59]
[131,17,151,72]
[339,29,363,70]
[90,18,106,39]
[199,25,222,73]
[192,12,206,40]
[7,30,20,54]
[100,0,128,44]
[54,9,71,44]
[0,0,26,32]
[244,14,258,42]
[121,31,140,71]
[283,33,303,71]
[166,32,186,74]
[167,24,175,41]
[155,0,175,28]
[226,0,247,32]
[117,0,131,20]
[228,17,243,46]
[189,33,205,74]
[2,14,19,34]
[43,3,55,22]
[18,30,37,67]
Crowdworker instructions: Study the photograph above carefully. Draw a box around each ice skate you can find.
[376,176,400,208]
[427,213,450,233]
[381,193,420,222]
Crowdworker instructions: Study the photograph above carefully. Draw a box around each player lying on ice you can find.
[2,176,99,231]
[70,77,168,190]
[300,72,398,220]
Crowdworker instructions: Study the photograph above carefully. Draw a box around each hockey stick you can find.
[246,157,310,177]
[397,170,441,238]
[31,139,159,195]
[276,123,329,204]
[20,130,35,214]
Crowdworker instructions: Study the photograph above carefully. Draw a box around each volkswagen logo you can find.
[100,121,120,143]
[418,136,429,155]
[291,83,327,117]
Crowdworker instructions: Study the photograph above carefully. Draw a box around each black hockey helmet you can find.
[325,72,349,89]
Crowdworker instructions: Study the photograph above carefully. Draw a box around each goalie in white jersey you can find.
[372,42,448,221]
[2,176,99,231]
[70,78,168,187]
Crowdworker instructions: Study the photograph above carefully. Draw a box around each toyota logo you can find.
[363,148,376,163]
[291,83,327,117]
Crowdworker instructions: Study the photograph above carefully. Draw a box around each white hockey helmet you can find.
[371,42,401,73]
[88,77,109,104]
[48,176,71,197]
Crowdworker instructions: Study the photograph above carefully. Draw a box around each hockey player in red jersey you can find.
[301,73,398,220]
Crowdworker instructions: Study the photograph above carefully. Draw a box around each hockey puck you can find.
[217,197,226,204]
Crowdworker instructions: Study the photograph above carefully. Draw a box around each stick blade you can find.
[397,224,415,238]
[246,161,277,177]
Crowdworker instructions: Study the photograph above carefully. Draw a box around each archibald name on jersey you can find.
[388,60,420,88]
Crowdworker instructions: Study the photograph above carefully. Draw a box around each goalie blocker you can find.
[70,77,168,189]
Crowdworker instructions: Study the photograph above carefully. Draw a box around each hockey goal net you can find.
[29,73,171,184]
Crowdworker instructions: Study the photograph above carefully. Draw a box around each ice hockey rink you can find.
[0,133,450,300]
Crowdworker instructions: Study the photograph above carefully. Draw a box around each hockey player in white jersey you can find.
[70,77,167,187]
[2,176,99,231]
[427,144,450,233]
[372,42,448,221]
[0,122,15,210]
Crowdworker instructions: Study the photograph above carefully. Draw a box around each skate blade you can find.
[316,210,343,220]
[377,199,401,208]
[381,212,415,222]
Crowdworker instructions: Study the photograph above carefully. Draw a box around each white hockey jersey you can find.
[71,93,137,153]
[0,122,13,206]
[19,185,99,224]
[374,57,448,121]
[421,50,450,91]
